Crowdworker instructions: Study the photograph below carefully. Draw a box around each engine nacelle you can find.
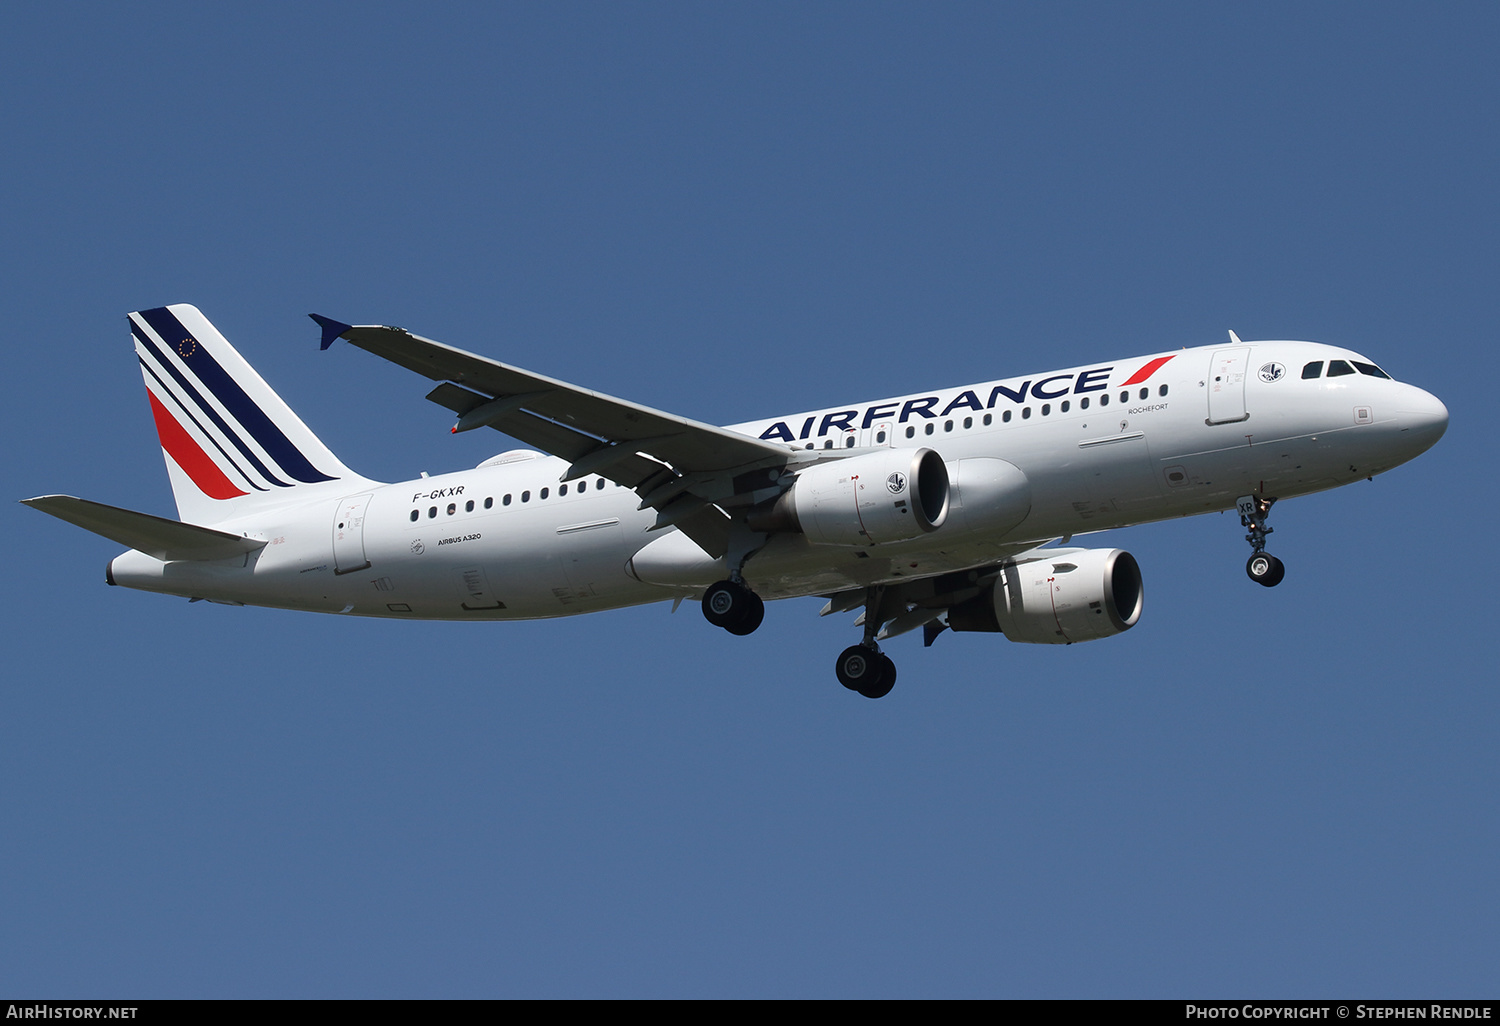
[942,457,1032,538]
[749,448,950,546]
[948,548,1144,644]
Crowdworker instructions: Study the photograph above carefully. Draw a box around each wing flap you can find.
[22,495,267,562]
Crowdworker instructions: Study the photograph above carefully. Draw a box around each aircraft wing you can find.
[312,316,796,556]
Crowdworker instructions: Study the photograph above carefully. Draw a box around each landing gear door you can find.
[333,493,373,575]
[1207,347,1250,425]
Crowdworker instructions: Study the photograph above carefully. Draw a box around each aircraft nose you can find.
[1399,386,1449,452]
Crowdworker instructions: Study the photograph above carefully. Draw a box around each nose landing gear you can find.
[1237,495,1285,587]
[1246,551,1285,587]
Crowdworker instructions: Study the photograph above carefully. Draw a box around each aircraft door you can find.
[1207,348,1251,424]
[859,421,895,447]
[333,493,373,575]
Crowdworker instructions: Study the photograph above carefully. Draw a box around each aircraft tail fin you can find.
[129,304,370,524]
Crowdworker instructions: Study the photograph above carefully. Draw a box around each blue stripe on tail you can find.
[134,308,337,485]
[137,356,269,492]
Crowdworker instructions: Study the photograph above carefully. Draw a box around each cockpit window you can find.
[1302,361,1324,379]
[1353,361,1391,379]
[1327,360,1355,377]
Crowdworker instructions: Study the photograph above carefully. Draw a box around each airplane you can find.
[23,304,1448,698]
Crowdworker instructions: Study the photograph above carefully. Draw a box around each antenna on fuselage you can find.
[1228,330,1244,344]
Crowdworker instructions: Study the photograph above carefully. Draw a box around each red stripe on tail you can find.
[146,391,247,500]
[1120,355,1176,387]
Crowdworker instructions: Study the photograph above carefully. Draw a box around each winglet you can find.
[310,313,354,351]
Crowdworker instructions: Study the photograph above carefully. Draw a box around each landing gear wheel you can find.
[835,645,896,698]
[725,591,765,636]
[861,655,897,700]
[702,580,764,634]
[1246,552,1285,587]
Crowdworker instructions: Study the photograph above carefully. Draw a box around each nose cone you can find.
[1399,386,1449,454]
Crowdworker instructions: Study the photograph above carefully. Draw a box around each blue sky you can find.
[2,2,1496,997]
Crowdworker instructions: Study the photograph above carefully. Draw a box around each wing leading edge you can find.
[312,316,798,556]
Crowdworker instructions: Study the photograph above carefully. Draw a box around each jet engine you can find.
[947,548,1143,644]
[747,448,949,546]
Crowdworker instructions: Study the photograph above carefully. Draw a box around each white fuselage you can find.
[107,339,1449,617]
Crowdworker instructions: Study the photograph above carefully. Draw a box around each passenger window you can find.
[1120,391,1129,403]
[1353,361,1391,379]
[823,439,834,449]
[943,420,953,432]
[409,510,419,522]
[1328,360,1355,377]
[485,497,494,509]
[521,491,530,503]
[1100,393,1109,407]
[540,487,549,499]
[428,507,437,518]
[466,500,474,512]
[1003,410,1012,423]
[845,436,855,447]
[560,484,568,496]
[906,426,915,439]
[925,423,934,435]
[1041,404,1050,416]
[1022,407,1032,420]
[963,417,972,429]
[983,414,992,426]
[447,503,456,515]
[502,494,510,506]
[877,430,887,443]
[1159,384,1169,397]
[1080,396,1090,409]
[1139,388,1148,400]
[1060,400,1070,413]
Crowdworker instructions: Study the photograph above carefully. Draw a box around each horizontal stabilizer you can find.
[21,495,267,562]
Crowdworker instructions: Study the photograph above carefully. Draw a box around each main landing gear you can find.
[1237,494,1285,588]
[833,585,900,699]
[701,576,899,700]
[702,578,765,635]
[702,570,900,696]
[836,644,896,700]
